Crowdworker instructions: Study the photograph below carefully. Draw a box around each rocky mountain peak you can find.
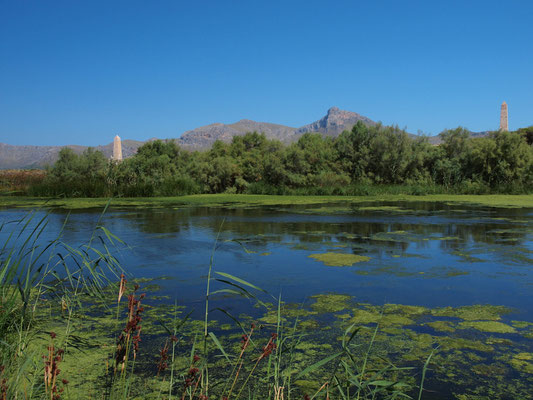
[297,106,376,136]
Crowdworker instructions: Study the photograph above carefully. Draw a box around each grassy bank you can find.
[0,193,532,210]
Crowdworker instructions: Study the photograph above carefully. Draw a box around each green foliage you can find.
[26,126,533,197]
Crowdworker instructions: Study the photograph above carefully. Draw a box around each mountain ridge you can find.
[0,107,485,169]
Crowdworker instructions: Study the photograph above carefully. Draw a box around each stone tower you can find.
[500,102,508,131]
[113,135,123,161]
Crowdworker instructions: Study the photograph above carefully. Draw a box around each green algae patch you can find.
[355,264,417,277]
[304,206,354,214]
[383,304,427,316]
[357,206,409,213]
[369,231,414,243]
[433,236,460,241]
[512,320,533,329]
[260,302,319,324]
[432,305,512,321]
[347,304,426,328]
[427,320,456,333]
[510,353,533,374]
[458,320,516,334]
[445,269,469,278]
[472,363,508,377]
[310,294,352,313]
[3,194,532,210]
[439,337,494,353]
[308,252,370,266]
[514,352,533,361]
[451,251,485,263]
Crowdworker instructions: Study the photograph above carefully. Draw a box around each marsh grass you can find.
[2,193,533,211]
[0,212,429,399]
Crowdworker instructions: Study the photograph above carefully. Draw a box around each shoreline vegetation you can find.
[1,193,532,210]
[1,123,532,199]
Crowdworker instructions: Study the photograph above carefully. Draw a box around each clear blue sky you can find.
[1,0,532,146]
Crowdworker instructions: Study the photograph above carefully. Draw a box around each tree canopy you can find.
[30,125,533,197]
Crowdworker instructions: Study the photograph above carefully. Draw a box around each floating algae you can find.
[458,320,516,333]
[438,337,494,353]
[357,206,409,213]
[451,250,486,263]
[310,294,352,313]
[308,252,370,266]
[512,320,533,329]
[509,353,533,374]
[260,302,319,324]
[472,363,508,377]
[303,206,355,214]
[383,303,428,316]
[323,299,533,398]
[342,303,429,328]
[426,320,456,333]
[355,264,418,277]
[431,304,512,321]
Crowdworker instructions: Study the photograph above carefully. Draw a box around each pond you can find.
[1,200,532,399]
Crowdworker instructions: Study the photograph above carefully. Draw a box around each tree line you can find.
[28,122,533,197]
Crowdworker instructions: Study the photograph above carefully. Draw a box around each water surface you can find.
[2,201,532,398]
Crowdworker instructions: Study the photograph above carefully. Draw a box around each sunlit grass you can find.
[1,193,532,210]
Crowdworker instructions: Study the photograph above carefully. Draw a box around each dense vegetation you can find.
[24,123,533,197]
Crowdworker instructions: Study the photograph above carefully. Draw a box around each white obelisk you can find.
[500,102,508,131]
[113,135,123,161]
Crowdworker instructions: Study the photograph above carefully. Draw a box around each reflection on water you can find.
[1,202,532,315]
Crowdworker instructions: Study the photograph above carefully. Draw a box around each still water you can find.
[1,201,532,398]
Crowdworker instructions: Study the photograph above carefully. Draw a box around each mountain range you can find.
[0,107,476,169]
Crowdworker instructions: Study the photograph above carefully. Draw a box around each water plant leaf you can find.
[208,332,231,362]
[214,279,269,308]
[158,309,193,336]
[214,271,266,293]
[367,380,397,386]
[213,307,249,336]
[295,351,343,380]
[342,322,360,348]
[210,288,245,296]
[228,239,257,254]
[418,346,438,400]
[96,225,126,246]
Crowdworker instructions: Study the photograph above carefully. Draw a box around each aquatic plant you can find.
[308,252,371,267]
[43,332,68,400]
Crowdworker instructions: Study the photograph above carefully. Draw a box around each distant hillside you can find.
[2,107,495,169]
[176,107,379,150]
[427,131,491,145]
[0,140,144,169]
[177,120,298,150]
